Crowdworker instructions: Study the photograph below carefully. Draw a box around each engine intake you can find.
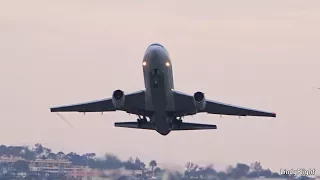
[193,91,206,111]
[112,89,125,108]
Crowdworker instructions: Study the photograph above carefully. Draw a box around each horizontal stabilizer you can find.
[114,121,154,130]
[172,122,217,131]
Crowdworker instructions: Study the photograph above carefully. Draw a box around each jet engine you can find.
[112,89,125,108]
[193,91,206,111]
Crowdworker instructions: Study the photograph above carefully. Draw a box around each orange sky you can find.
[0,0,319,172]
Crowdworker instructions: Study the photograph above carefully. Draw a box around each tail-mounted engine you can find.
[193,91,206,111]
[112,89,125,108]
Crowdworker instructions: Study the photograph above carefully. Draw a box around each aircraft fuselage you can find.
[142,44,175,135]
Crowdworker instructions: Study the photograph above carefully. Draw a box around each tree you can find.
[216,171,227,180]
[0,143,286,179]
[128,157,134,163]
[12,160,29,171]
[185,162,195,171]
[82,153,96,167]
[226,165,233,174]
[250,161,263,173]
[56,151,65,159]
[202,164,217,178]
[234,163,250,178]
[247,171,259,178]
[20,146,35,160]
[4,146,26,158]
[260,169,272,177]
[134,157,146,170]
[185,162,197,178]
[34,144,44,155]
[123,157,139,170]
[154,167,161,176]
[47,153,57,159]
[0,145,8,156]
[271,172,281,178]
[42,147,52,158]
[149,160,157,172]
[189,164,199,178]
[102,153,123,169]
[86,153,96,159]
[249,161,263,178]
[66,152,85,166]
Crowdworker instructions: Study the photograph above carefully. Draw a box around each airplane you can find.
[50,43,276,136]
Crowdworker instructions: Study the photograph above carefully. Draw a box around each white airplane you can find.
[50,43,276,136]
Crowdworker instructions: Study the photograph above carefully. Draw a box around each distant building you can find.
[0,156,143,179]
[0,156,26,165]
[90,169,103,177]
[29,158,73,169]
[67,166,93,179]
[103,169,142,176]
[29,158,91,178]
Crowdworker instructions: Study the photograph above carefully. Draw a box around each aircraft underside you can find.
[130,67,218,136]
[50,43,276,136]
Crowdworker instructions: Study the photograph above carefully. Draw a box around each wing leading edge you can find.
[173,91,276,117]
[50,90,152,116]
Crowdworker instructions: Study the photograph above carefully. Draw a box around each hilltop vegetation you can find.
[0,144,310,179]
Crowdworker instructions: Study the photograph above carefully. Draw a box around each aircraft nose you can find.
[148,47,162,59]
[145,50,164,68]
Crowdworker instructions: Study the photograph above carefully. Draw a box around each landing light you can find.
[143,61,146,66]
[165,62,170,66]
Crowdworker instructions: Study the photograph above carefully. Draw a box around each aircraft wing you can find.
[173,91,276,117]
[50,90,151,116]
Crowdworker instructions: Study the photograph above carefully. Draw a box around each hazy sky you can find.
[1,0,320,172]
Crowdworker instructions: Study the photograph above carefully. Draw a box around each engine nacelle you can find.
[112,89,125,108]
[193,91,206,111]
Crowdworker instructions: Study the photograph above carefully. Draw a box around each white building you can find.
[103,168,142,176]
[0,156,26,164]
[29,158,89,178]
